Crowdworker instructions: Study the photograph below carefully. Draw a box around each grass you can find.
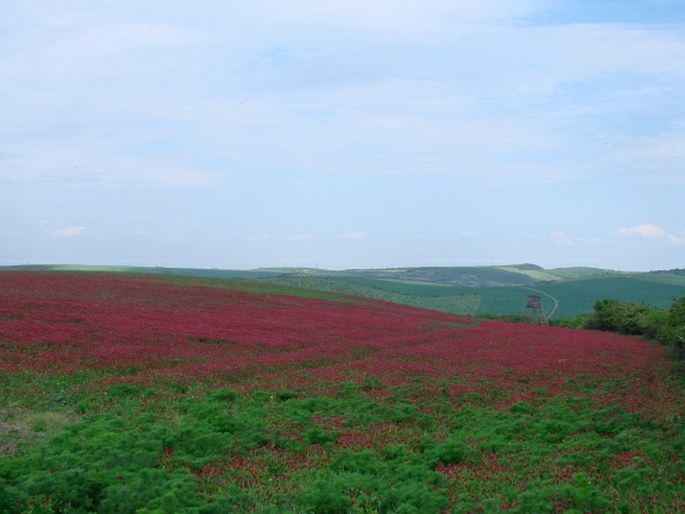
[1,378,683,513]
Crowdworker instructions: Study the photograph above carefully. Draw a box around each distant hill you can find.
[339,266,538,287]
[253,265,685,319]
[3,263,685,320]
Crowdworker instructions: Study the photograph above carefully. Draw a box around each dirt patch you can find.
[0,408,78,456]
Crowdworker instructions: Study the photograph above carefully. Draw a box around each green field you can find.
[259,274,685,321]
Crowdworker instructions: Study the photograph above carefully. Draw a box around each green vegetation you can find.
[258,275,685,321]
[559,296,685,358]
[255,266,685,320]
[540,276,685,318]
[2,379,684,513]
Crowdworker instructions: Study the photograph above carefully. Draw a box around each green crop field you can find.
[531,275,685,319]
[259,274,685,321]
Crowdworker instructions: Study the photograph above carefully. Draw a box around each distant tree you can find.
[576,297,684,358]
[585,299,621,331]
[585,299,662,336]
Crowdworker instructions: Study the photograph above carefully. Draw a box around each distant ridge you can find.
[0,263,678,287]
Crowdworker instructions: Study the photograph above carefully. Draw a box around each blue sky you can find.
[1,0,684,271]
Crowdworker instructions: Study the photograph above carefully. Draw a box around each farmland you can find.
[1,271,684,513]
[258,265,685,321]
[7,264,684,320]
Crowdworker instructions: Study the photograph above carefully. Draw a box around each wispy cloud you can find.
[53,226,86,237]
[617,223,666,238]
[617,223,685,245]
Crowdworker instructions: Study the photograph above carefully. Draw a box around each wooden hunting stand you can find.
[525,295,548,325]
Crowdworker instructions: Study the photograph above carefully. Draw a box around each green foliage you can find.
[657,297,685,353]
[584,299,659,335]
[4,270,685,513]
[427,437,472,466]
[2,367,684,513]
[305,427,338,445]
[380,482,449,514]
[575,296,685,357]
[0,414,234,513]
[298,479,353,514]
[207,386,239,402]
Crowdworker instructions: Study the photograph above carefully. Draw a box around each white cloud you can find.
[617,223,666,238]
[617,224,684,245]
[53,226,86,237]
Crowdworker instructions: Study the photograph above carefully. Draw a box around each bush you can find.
[585,299,660,336]
[576,297,685,357]
[380,483,448,514]
[208,387,238,402]
[658,297,685,351]
[427,437,477,466]
[298,480,352,514]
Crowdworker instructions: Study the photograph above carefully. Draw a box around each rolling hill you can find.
[254,266,685,319]
[3,263,685,320]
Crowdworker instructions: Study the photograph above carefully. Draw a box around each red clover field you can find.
[0,272,683,513]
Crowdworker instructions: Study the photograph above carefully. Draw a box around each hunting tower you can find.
[525,294,548,325]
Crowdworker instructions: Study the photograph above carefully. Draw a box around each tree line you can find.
[556,297,685,358]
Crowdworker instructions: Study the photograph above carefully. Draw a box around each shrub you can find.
[298,480,352,514]
[585,299,660,336]
[208,387,238,402]
[428,437,474,466]
[578,296,685,357]
[658,297,685,355]
[380,483,448,514]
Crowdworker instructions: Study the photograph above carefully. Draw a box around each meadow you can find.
[0,271,683,513]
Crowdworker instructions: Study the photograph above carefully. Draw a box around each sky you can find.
[1,1,684,272]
